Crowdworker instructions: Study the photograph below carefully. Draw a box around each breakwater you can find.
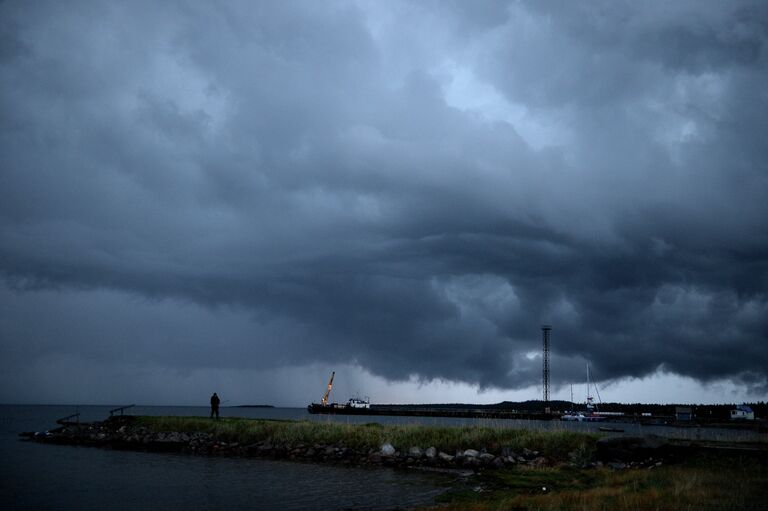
[24,415,598,471]
[21,415,746,472]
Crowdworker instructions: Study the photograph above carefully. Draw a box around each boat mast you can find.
[586,363,593,412]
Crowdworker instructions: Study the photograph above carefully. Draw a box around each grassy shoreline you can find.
[131,416,767,510]
[134,416,596,458]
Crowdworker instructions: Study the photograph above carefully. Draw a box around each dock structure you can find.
[308,405,558,420]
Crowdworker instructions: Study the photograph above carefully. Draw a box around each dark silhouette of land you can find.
[374,400,767,422]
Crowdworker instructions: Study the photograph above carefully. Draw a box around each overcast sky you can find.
[1,0,767,406]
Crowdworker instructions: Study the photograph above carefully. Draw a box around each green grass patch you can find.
[132,416,596,456]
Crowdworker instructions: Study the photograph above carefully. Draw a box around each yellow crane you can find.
[321,371,335,406]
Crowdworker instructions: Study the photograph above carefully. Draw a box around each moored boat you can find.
[560,364,606,422]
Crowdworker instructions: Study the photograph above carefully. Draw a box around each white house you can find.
[730,405,755,420]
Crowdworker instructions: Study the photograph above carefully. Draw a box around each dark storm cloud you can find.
[1,0,767,396]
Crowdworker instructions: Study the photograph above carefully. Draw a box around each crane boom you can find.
[321,371,335,406]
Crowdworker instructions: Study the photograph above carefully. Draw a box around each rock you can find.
[380,443,396,456]
[463,456,480,466]
[479,453,495,463]
[438,452,454,462]
[608,462,627,470]
[522,447,534,458]
[504,456,517,465]
[463,449,480,458]
[324,446,336,456]
[425,447,437,459]
[408,446,423,458]
[368,453,382,464]
[492,456,505,468]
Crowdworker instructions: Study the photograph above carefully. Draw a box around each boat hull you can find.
[307,403,372,414]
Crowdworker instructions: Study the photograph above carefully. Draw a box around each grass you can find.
[132,416,596,456]
[430,454,768,511]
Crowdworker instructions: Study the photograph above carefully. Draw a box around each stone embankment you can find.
[22,416,694,472]
[22,417,564,471]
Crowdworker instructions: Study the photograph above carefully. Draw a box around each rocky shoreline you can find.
[22,416,706,472]
[23,416,549,470]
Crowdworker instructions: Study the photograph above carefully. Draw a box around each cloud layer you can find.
[2,0,767,400]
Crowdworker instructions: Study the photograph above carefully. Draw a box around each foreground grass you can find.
[134,416,595,457]
[430,454,768,511]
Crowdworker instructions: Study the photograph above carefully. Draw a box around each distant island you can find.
[232,404,274,408]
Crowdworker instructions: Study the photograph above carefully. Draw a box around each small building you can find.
[730,405,755,421]
[675,406,693,421]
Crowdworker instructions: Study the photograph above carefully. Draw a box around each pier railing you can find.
[109,404,135,417]
[56,413,80,425]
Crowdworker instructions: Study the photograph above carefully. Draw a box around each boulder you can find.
[463,449,480,458]
[463,456,480,466]
[408,446,423,458]
[438,452,454,462]
[425,446,437,459]
[380,443,396,456]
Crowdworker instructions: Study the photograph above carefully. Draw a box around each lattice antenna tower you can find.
[541,325,552,405]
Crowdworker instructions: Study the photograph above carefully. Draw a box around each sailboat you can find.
[561,364,606,422]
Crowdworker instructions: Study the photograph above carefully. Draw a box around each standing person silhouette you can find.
[210,392,220,419]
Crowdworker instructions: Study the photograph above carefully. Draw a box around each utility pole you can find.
[542,325,551,411]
